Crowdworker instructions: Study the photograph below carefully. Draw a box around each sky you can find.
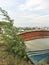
[0,0,49,27]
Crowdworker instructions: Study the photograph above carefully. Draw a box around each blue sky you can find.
[0,0,49,27]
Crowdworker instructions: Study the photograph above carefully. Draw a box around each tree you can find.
[0,7,13,27]
[0,7,27,65]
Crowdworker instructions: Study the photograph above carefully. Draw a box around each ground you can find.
[0,40,33,65]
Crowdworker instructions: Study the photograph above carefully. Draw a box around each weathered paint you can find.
[27,49,49,64]
[19,31,49,64]
[19,31,49,41]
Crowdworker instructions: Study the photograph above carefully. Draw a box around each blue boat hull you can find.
[27,50,49,65]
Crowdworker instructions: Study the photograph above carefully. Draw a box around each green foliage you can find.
[3,34,26,58]
[24,27,32,30]
[0,7,28,65]
[1,21,27,59]
[0,7,13,26]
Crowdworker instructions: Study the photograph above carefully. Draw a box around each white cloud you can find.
[0,0,49,27]
[13,11,49,27]
[19,0,49,11]
[0,0,18,10]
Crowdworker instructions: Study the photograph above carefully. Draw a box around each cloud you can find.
[0,0,49,27]
[13,11,49,27]
[19,0,49,11]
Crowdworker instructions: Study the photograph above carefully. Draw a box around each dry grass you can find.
[0,42,33,65]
